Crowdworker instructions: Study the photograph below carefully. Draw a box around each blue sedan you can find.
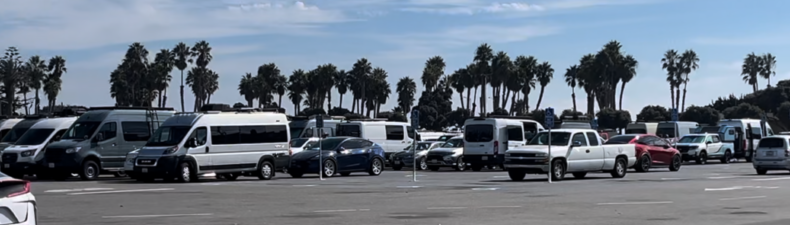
[288,137,386,178]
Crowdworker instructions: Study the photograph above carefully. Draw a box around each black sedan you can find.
[288,137,386,178]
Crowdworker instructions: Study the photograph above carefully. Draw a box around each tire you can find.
[368,158,383,176]
[454,156,466,171]
[635,154,651,172]
[572,172,587,179]
[669,154,682,172]
[429,166,440,171]
[391,164,403,171]
[610,157,627,178]
[746,151,753,162]
[720,150,732,164]
[695,151,707,165]
[176,162,194,183]
[418,157,428,171]
[508,169,526,181]
[756,169,767,175]
[257,161,274,180]
[340,172,351,176]
[471,164,483,171]
[550,159,565,181]
[289,172,304,178]
[322,159,337,177]
[79,160,100,180]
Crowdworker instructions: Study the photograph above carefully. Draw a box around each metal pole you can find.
[318,127,323,181]
[412,136,417,182]
[547,128,552,184]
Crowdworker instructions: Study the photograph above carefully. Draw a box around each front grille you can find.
[510,153,538,157]
[137,159,156,165]
[2,153,17,163]
[44,148,64,163]
[508,159,545,165]
[677,146,690,153]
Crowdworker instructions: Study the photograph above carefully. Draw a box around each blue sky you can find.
[1,0,788,117]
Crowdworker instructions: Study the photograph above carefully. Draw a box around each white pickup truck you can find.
[503,129,637,181]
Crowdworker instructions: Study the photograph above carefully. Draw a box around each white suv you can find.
[753,136,790,175]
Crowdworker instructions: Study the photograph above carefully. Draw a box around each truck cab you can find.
[503,129,636,181]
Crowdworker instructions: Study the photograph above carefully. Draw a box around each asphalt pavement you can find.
[31,161,790,225]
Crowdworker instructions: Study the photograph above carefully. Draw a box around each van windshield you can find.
[147,126,191,147]
[62,122,101,141]
[14,129,55,145]
[441,138,464,148]
[656,127,675,138]
[1,128,29,143]
[289,127,304,139]
[527,132,571,146]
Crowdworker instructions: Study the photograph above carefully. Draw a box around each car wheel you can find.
[669,154,682,171]
[572,172,587,179]
[454,156,466,171]
[610,158,627,178]
[79,160,100,180]
[550,159,565,181]
[720,150,732,164]
[257,160,274,180]
[322,159,337,177]
[508,169,526,181]
[695,151,707,164]
[635,154,651,172]
[418,157,428,171]
[368,158,383,176]
[176,162,193,183]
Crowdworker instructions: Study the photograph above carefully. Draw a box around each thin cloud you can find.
[400,0,662,15]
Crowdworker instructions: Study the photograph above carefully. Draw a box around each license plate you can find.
[394,161,400,165]
[48,163,54,168]
[3,164,8,168]
[142,168,148,173]
[766,151,775,156]
[432,159,438,163]
[482,156,488,160]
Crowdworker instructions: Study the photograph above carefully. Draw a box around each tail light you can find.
[493,140,499,155]
[288,140,293,156]
[0,180,30,198]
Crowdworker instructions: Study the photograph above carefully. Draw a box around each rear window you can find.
[625,129,646,134]
[759,138,785,148]
[605,135,636,144]
[336,124,361,137]
[656,127,675,138]
[465,125,494,142]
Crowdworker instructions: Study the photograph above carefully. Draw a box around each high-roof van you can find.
[463,116,545,171]
[0,115,51,154]
[0,118,22,140]
[335,120,413,163]
[1,117,77,178]
[656,121,699,141]
[300,116,345,138]
[718,119,774,161]
[37,107,175,180]
[625,122,658,135]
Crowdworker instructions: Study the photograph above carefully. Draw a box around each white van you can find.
[656,121,699,142]
[625,122,658,135]
[753,135,789,175]
[0,119,22,140]
[718,119,774,161]
[0,117,76,178]
[132,111,290,182]
[463,117,545,171]
[335,120,413,161]
[299,116,345,138]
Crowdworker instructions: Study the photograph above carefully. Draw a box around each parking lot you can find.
[32,162,790,225]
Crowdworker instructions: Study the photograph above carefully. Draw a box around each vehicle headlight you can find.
[65,147,82,154]
[452,151,462,157]
[163,146,179,155]
[127,157,136,163]
[20,150,35,157]
[443,155,453,160]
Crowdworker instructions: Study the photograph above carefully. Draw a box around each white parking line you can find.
[596,201,672,205]
[396,186,421,188]
[479,206,522,209]
[102,213,213,219]
[708,176,741,179]
[720,196,766,201]
[404,175,427,177]
[427,207,467,210]
[313,209,369,213]
[471,187,499,191]
[660,178,685,180]
[68,188,174,195]
[293,184,317,187]
[45,188,114,193]
[753,177,790,181]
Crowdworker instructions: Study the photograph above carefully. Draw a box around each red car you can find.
[605,134,682,172]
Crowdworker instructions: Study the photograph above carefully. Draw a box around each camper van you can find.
[625,122,658,135]
[1,117,77,178]
[0,118,21,140]
[132,110,290,182]
[717,119,773,161]
[36,107,175,180]
[462,116,546,171]
[656,121,699,142]
[335,119,413,161]
[288,116,310,140]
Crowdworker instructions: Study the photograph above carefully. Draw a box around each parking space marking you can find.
[404,175,427,177]
[707,176,742,179]
[293,184,317,187]
[479,206,522,209]
[313,209,370,213]
[69,188,175,195]
[752,177,790,181]
[427,207,467,210]
[45,188,114,193]
[596,201,673,205]
[705,186,779,191]
[396,186,421,188]
[660,178,685,180]
[720,196,766,201]
[102,213,213,219]
[471,187,499,191]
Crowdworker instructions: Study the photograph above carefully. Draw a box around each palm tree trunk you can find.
[180,70,185,112]
[535,86,546,110]
[472,86,479,116]
[158,91,163,108]
[669,86,675,110]
[339,94,344,109]
[675,87,681,111]
[571,90,577,114]
[351,98,356,113]
[458,92,465,111]
[34,89,40,114]
[465,89,471,113]
[681,82,688,113]
[587,93,594,116]
[618,83,626,111]
[524,91,531,113]
[492,86,499,110]
[500,84,506,109]
[510,92,517,115]
[279,95,283,109]
[22,93,28,115]
[162,89,168,107]
[480,84,487,115]
[753,82,758,93]
[502,89,510,110]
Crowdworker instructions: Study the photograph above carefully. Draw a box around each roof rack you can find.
[89,106,175,111]
[484,115,535,120]
[308,114,345,120]
[343,118,388,122]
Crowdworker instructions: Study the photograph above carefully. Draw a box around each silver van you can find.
[36,107,175,180]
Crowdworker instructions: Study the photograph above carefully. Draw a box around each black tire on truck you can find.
[610,157,627,178]
[508,169,526,181]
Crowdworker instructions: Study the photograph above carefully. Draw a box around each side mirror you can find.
[94,133,105,142]
[571,141,582,147]
[186,138,197,148]
[663,145,670,149]
[706,141,712,145]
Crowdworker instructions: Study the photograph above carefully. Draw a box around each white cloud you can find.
[0,0,351,50]
[400,0,662,15]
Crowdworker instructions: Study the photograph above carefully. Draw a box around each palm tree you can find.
[334,69,348,109]
[761,53,776,87]
[189,40,213,110]
[421,56,445,92]
[24,56,47,114]
[288,69,307,113]
[256,63,280,107]
[449,69,466,111]
[577,54,596,115]
[618,55,638,111]
[473,43,494,115]
[396,77,417,113]
[661,49,679,109]
[238,73,256,107]
[564,65,579,113]
[370,68,390,116]
[172,42,190,112]
[274,75,287,108]
[0,47,23,115]
[678,50,698,112]
[465,63,478,113]
[533,61,553,110]
[491,51,512,110]
[350,58,372,114]
[742,53,762,93]
[152,49,175,107]
[45,56,67,113]
[513,56,537,114]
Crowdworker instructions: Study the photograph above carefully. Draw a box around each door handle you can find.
[205,147,209,153]
[112,143,116,147]
[585,149,590,153]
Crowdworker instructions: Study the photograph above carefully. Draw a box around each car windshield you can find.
[306,138,346,150]
[146,126,191,147]
[678,136,706,143]
[290,138,311,147]
[289,127,304,139]
[62,122,101,140]
[605,135,636,144]
[1,127,29,143]
[405,143,434,151]
[14,129,55,145]
[441,138,464,148]
[438,135,455,141]
[527,132,571,146]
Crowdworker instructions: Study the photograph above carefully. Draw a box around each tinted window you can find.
[586,132,599,145]
[407,126,415,139]
[98,122,117,140]
[147,126,191,147]
[211,125,288,145]
[638,136,658,145]
[289,127,304,140]
[465,125,494,142]
[605,135,636,144]
[51,129,67,142]
[625,128,646,134]
[0,129,9,139]
[121,122,152,142]
[193,127,208,146]
[759,138,785,148]
[386,125,404,140]
[211,126,239,145]
[678,136,706,143]
[523,122,539,140]
[62,121,101,140]
[656,127,675,138]
[14,129,55,145]
[341,139,364,149]
[308,138,345,150]
[506,126,523,141]
[442,138,464,147]
[302,127,333,138]
[1,127,29,143]
[528,132,571,145]
[712,135,721,143]
[336,124,361,137]
[654,138,669,146]
[290,138,310,147]
[572,133,588,146]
